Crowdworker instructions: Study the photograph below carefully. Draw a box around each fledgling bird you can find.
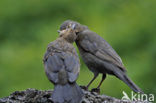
[43,24,84,103]
[59,20,143,94]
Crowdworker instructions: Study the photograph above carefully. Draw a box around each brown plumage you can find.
[43,25,83,103]
[59,20,143,94]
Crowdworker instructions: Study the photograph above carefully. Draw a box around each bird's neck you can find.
[59,37,74,44]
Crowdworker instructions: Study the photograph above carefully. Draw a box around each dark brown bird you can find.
[59,20,143,94]
[43,24,83,103]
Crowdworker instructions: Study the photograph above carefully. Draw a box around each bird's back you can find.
[44,38,80,84]
[43,38,83,103]
[76,29,126,74]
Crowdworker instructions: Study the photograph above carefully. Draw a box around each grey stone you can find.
[0,88,148,103]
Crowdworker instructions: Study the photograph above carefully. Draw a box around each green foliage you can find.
[0,0,156,98]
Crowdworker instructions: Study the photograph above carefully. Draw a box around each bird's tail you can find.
[114,70,143,94]
[122,75,143,93]
[51,83,84,103]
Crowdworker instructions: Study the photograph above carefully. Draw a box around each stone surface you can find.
[0,88,147,103]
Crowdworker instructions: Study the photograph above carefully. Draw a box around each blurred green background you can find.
[0,0,156,99]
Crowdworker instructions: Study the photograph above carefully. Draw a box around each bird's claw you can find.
[91,88,100,94]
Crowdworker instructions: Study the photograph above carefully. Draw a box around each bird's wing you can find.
[64,53,80,83]
[44,49,80,84]
[78,30,126,72]
[44,51,65,84]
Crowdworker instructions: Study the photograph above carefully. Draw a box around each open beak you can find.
[58,29,66,37]
[58,24,76,36]
[71,24,76,30]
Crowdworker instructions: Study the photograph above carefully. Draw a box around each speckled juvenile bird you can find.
[59,20,143,94]
[43,24,84,103]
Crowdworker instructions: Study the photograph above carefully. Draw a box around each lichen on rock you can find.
[0,88,147,103]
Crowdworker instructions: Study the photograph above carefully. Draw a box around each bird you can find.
[59,20,143,94]
[43,23,84,103]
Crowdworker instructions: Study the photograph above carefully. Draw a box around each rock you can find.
[0,88,147,103]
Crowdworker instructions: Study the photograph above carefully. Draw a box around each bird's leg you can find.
[91,74,106,94]
[97,74,106,88]
[80,73,98,90]
[86,74,98,88]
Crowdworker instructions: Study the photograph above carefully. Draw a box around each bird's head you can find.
[58,23,77,43]
[59,20,88,36]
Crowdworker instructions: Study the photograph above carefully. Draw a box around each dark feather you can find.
[77,30,126,72]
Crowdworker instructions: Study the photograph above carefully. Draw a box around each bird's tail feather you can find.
[114,69,143,94]
[122,75,143,93]
[52,83,84,103]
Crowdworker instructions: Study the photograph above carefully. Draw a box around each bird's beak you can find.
[58,29,66,37]
[57,30,60,33]
[71,24,76,30]
[57,30,62,36]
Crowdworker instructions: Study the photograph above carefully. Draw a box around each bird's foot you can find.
[80,86,88,91]
[91,88,100,94]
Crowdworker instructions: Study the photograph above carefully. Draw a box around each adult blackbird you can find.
[43,24,83,103]
[59,20,143,94]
